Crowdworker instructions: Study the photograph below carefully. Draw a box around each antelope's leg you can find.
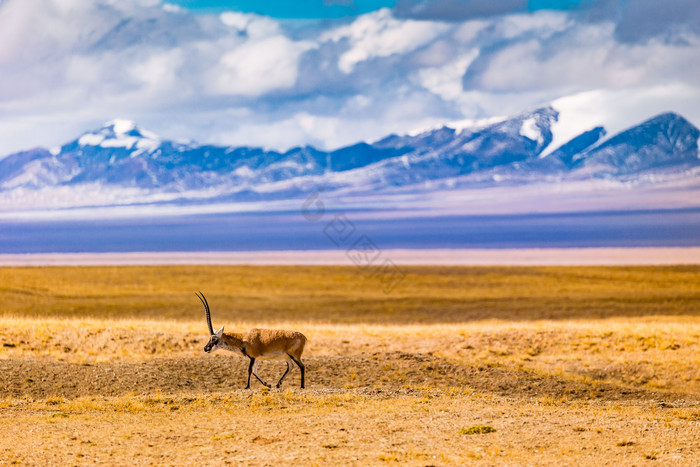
[245,357,255,389]
[290,355,305,389]
[251,358,271,388]
[276,359,293,388]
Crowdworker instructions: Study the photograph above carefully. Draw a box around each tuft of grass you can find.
[45,396,66,406]
[459,425,497,435]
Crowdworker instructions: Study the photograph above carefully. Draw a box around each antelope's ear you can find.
[215,326,224,337]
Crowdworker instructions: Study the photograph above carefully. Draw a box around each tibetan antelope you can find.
[196,291,307,389]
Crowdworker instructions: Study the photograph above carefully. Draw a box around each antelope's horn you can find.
[196,291,214,335]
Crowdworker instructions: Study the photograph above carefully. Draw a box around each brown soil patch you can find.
[2,352,696,404]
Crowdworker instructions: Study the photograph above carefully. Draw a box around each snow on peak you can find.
[107,119,137,135]
[78,133,107,146]
[520,116,543,143]
[447,116,507,134]
[78,119,161,153]
[405,115,506,137]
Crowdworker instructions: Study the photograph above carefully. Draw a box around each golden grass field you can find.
[0,265,699,465]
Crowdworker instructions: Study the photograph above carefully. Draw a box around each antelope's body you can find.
[197,292,307,389]
[217,329,307,360]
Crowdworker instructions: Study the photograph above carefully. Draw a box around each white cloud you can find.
[214,108,452,152]
[128,49,185,90]
[219,11,281,38]
[415,49,479,101]
[465,18,700,97]
[0,1,699,159]
[322,8,449,73]
[208,35,316,96]
[0,0,109,66]
[207,113,333,151]
[453,20,490,43]
[200,11,318,97]
[162,3,183,13]
[495,11,570,39]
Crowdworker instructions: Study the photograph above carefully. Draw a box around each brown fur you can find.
[198,291,307,388]
[221,329,307,359]
[206,327,308,389]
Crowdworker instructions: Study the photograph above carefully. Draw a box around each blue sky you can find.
[167,0,398,18]
[0,0,698,155]
[167,0,587,18]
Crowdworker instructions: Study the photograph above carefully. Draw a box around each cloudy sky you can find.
[0,0,699,155]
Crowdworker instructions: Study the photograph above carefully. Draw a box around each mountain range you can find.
[1,106,699,215]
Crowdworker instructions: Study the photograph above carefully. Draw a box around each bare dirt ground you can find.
[0,265,698,465]
[1,321,699,466]
[5,352,695,402]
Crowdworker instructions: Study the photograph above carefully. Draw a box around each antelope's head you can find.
[196,291,225,353]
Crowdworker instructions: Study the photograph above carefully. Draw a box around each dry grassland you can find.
[0,265,699,465]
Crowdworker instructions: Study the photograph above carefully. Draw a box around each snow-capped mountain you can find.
[1,107,698,214]
[572,113,700,175]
